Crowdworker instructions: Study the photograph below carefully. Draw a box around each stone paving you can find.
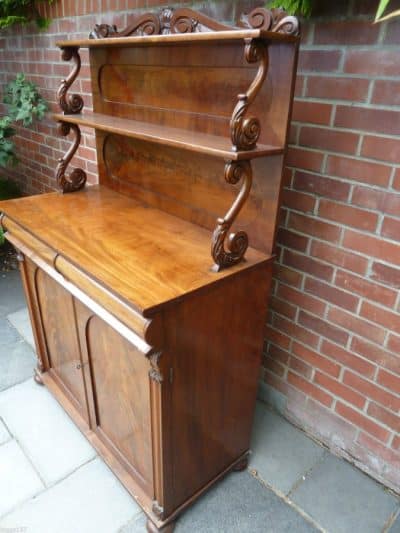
[0,269,399,533]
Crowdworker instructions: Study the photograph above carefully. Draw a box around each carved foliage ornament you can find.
[148,351,163,383]
[57,47,84,115]
[212,161,252,271]
[230,38,268,152]
[89,7,299,38]
[56,122,87,193]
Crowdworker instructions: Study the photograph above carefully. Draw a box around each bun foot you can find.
[34,368,44,385]
[232,455,249,472]
[146,518,175,533]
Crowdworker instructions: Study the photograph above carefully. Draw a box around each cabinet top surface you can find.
[0,186,270,316]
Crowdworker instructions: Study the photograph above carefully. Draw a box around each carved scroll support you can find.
[57,47,84,114]
[56,122,87,194]
[149,351,163,383]
[211,161,252,271]
[242,7,300,36]
[230,38,268,152]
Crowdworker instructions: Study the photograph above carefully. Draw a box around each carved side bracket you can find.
[241,7,300,36]
[211,161,252,271]
[230,38,268,152]
[56,122,87,193]
[57,47,84,115]
[149,351,163,383]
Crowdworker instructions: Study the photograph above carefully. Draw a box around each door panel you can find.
[85,314,153,493]
[35,268,89,423]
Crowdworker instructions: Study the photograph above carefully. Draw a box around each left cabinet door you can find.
[23,258,90,425]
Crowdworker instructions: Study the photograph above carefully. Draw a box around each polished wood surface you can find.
[0,186,269,316]
[53,112,283,160]
[0,7,299,532]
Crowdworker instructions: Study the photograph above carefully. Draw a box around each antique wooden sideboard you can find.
[0,8,299,532]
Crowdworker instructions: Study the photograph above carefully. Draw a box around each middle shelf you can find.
[53,112,284,160]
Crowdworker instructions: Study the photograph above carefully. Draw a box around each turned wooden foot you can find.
[34,367,44,385]
[232,455,249,472]
[146,518,175,533]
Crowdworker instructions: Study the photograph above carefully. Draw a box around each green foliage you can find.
[0,229,4,246]
[3,74,48,127]
[0,117,17,168]
[376,0,391,19]
[268,0,313,17]
[0,176,20,200]
[0,0,53,30]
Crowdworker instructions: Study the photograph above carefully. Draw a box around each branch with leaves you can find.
[375,0,400,21]
[0,0,54,30]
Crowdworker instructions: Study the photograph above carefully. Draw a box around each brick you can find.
[299,310,349,346]
[277,228,309,253]
[358,432,400,467]
[372,80,400,106]
[328,307,385,345]
[307,76,370,104]
[321,340,376,378]
[274,314,319,349]
[273,263,303,288]
[352,186,400,217]
[319,199,378,232]
[326,155,391,188]
[265,325,291,351]
[343,371,400,412]
[264,370,289,396]
[270,295,297,321]
[306,277,358,312]
[343,229,400,264]
[289,355,313,379]
[367,403,400,432]
[288,371,333,407]
[383,20,400,44]
[361,135,400,164]
[381,217,400,242]
[310,241,367,276]
[281,188,315,213]
[336,402,390,443]
[376,369,400,395]
[294,75,305,97]
[286,146,324,172]
[292,100,332,126]
[315,20,380,44]
[360,301,400,335]
[288,212,341,244]
[392,436,400,451]
[299,126,359,155]
[387,334,400,354]
[283,249,334,282]
[298,50,342,73]
[292,341,340,378]
[345,49,400,76]
[267,343,290,366]
[277,283,326,316]
[352,337,400,374]
[264,356,286,378]
[335,270,397,308]
[335,105,400,137]
[293,170,351,202]
[394,168,400,191]
[314,371,365,409]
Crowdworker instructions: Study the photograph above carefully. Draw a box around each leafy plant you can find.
[3,74,48,127]
[0,117,17,168]
[0,0,54,30]
[268,0,313,17]
[375,0,400,21]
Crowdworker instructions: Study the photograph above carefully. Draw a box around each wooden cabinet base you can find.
[146,518,176,533]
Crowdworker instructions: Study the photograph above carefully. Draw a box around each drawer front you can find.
[74,299,154,495]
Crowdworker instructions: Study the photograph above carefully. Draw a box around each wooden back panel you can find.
[91,39,298,255]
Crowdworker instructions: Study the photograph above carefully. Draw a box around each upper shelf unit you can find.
[53,112,284,160]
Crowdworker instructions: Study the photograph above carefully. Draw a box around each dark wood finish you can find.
[0,8,299,531]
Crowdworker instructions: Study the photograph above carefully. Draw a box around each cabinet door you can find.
[27,260,89,424]
[74,302,154,496]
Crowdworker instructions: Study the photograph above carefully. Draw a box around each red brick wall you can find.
[0,1,399,492]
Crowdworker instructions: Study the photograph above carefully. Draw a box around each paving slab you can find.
[0,317,20,346]
[172,471,317,533]
[118,513,147,532]
[0,439,44,518]
[291,453,399,533]
[250,402,327,495]
[0,418,10,445]
[0,270,26,316]
[390,511,400,532]
[0,457,142,533]
[7,307,35,349]
[0,340,36,392]
[0,379,96,486]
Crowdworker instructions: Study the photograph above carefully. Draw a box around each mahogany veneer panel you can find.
[0,186,269,315]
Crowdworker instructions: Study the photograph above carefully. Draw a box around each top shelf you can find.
[56,28,297,49]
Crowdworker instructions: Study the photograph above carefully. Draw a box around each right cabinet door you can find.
[74,300,154,496]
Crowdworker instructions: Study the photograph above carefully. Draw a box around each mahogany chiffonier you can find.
[0,7,299,532]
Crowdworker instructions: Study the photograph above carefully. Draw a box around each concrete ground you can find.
[0,269,399,533]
